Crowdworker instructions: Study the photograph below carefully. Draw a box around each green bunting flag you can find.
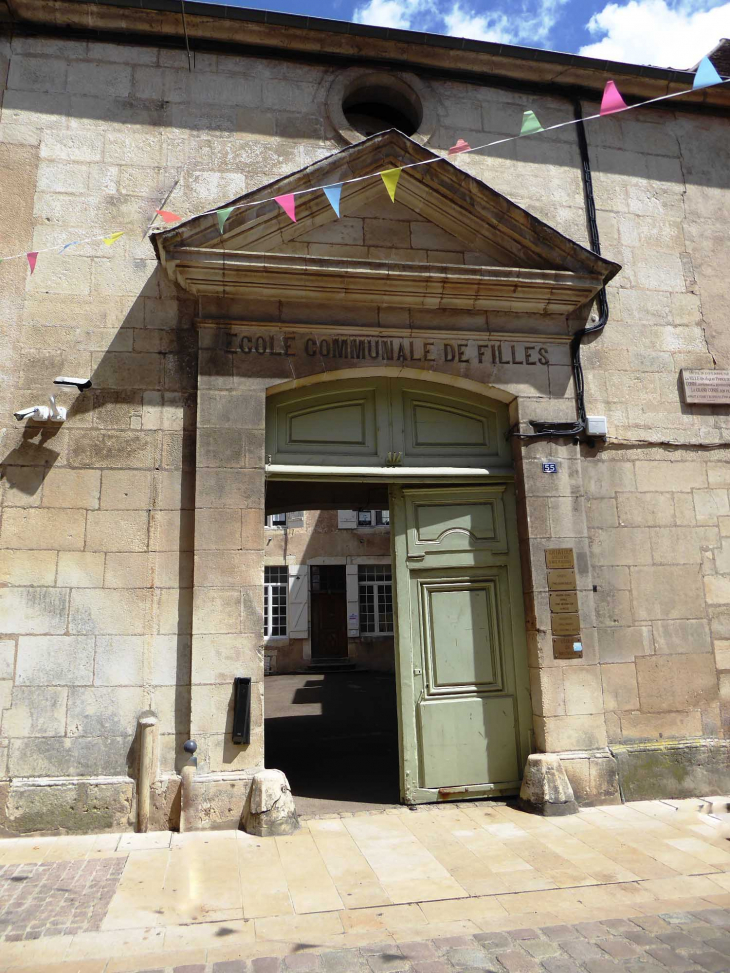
[520,110,544,136]
[217,207,234,233]
[380,168,402,203]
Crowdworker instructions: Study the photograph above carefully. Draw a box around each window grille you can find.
[358,565,394,635]
[266,513,287,527]
[264,565,288,637]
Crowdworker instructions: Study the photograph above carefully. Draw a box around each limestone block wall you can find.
[0,25,728,824]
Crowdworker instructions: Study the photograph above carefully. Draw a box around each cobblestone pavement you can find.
[0,856,126,942]
[132,909,730,972]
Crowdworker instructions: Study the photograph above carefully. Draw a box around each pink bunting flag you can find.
[600,80,627,115]
[274,194,297,223]
[448,138,471,155]
[27,251,38,274]
[156,209,182,222]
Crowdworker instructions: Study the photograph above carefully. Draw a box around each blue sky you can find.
[189,0,730,68]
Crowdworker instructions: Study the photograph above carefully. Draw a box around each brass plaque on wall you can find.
[547,568,576,590]
[545,548,575,569]
[553,637,583,660]
[550,591,579,613]
[552,612,581,636]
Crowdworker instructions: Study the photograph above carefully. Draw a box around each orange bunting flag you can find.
[448,138,471,155]
[600,80,627,115]
[274,194,297,222]
[26,252,38,274]
[156,209,182,222]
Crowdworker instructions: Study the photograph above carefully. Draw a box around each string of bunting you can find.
[3,58,726,273]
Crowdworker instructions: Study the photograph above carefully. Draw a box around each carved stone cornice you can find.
[166,247,605,315]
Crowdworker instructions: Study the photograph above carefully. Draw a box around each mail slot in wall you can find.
[232,676,251,745]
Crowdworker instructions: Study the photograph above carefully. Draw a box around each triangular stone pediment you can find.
[152,130,619,314]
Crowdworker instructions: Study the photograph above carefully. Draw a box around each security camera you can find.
[14,405,49,421]
[54,376,92,391]
[13,396,66,423]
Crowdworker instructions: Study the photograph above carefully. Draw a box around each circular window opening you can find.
[342,83,422,138]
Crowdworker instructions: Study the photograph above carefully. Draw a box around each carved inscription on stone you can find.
[681,369,730,404]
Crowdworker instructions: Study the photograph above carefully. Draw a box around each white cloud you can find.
[353,0,433,30]
[352,0,568,46]
[579,0,730,68]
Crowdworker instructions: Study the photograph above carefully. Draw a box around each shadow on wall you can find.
[0,267,197,784]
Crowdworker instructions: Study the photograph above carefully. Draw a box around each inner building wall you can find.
[0,19,728,832]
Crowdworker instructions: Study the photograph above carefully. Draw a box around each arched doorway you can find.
[264,374,531,806]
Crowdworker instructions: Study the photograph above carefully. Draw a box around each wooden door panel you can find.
[423,579,503,692]
[311,592,348,658]
[417,695,519,788]
[392,483,530,803]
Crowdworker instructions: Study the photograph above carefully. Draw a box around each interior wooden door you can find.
[310,565,348,659]
[391,484,531,804]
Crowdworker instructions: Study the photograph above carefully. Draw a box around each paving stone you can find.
[703,935,730,956]
[697,910,730,928]
[494,950,539,972]
[646,947,699,970]
[321,951,362,973]
[633,916,672,933]
[436,936,477,950]
[366,951,409,973]
[285,954,321,971]
[399,942,437,961]
[660,913,697,924]
[173,966,206,973]
[540,959,583,973]
[561,941,606,963]
[599,918,636,934]
[686,951,730,972]
[411,963,451,973]
[624,930,660,947]
[541,926,585,942]
[658,930,702,949]
[252,959,283,973]
[573,923,609,941]
[446,946,495,969]
[474,933,513,949]
[599,938,641,960]
[520,940,560,959]
[582,961,622,973]
[510,929,541,941]
[213,962,249,973]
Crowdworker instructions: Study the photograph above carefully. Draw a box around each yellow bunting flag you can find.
[103,231,124,246]
[380,168,402,203]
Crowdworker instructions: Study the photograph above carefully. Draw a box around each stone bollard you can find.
[179,740,199,833]
[136,711,158,833]
[242,769,299,836]
[518,753,578,816]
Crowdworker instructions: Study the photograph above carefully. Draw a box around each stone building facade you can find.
[0,0,729,833]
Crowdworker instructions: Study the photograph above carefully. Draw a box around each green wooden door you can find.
[391,484,531,803]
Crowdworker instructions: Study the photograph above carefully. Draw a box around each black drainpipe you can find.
[510,97,609,441]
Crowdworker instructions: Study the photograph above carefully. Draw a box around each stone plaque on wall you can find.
[681,369,730,404]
